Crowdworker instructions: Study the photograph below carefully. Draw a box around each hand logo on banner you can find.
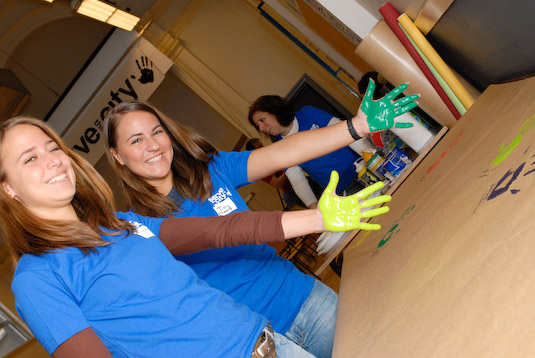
[361,79,420,132]
[319,171,392,232]
[136,56,154,84]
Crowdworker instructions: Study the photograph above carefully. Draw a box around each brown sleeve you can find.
[159,211,285,255]
[53,327,112,358]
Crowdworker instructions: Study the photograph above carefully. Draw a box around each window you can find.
[285,74,353,121]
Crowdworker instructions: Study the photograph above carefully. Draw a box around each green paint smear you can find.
[376,204,415,248]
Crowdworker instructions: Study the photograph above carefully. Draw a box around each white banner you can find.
[63,37,173,165]
[301,0,363,45]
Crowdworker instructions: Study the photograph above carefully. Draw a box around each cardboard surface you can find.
[334,77,535,357]
[312,126,448,276]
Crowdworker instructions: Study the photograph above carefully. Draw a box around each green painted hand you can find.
[319,171,392,232]
[361,79,420,132]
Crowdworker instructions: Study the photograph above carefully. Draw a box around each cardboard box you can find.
[334,76,535,357]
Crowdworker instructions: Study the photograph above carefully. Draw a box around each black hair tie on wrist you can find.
[346,118,361,140]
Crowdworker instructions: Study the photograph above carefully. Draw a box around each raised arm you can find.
[285,166,319,209]
[247,113,365,182]
[247,81,419,182]
[159,209,327,255]
[159,211,289,255]
[159,170,392,255]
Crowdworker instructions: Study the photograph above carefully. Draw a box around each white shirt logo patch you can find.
[208,187,237,216]
[130,221,156,239]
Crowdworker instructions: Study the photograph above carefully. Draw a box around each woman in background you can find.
[247,81,416,208]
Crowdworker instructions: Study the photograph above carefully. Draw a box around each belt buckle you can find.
[252,323,276,358]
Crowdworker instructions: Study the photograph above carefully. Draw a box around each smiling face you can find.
[0,124,77,220]
[251,111,291,137]
[110,110,174,195]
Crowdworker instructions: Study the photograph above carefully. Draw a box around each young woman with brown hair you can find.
[104,82,417,358]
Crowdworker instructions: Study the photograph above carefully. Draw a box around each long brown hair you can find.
[104,101,218,217]
[0,117,133,266]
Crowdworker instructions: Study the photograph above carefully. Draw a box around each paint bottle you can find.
[362,150,386,180]
[363,149,397,182]
[353,158,380,187]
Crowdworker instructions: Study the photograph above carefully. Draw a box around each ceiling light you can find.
[107,8,140,31]
[72,0,140,31]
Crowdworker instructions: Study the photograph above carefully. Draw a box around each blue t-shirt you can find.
[171,151,315,334]
[289,106,360,193]
[12,218,266,358]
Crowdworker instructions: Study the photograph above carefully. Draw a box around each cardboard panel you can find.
[427,0,535,92]
[355,20,458,128]
[414,0,454,35]
[334,77,535,357]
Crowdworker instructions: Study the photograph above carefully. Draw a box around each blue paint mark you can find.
[487,162,525,200]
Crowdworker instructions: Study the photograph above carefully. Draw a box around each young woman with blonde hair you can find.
[0,116,391,357]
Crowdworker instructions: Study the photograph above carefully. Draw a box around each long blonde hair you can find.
[104,101,218,217]
[0,117,133,266]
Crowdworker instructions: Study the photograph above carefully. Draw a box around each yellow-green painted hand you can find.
[319,171,392,232]
[361,79,420,132]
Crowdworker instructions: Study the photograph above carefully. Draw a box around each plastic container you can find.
[382,147,412,176]
[362,149,397,182]
[390,112,434,153]
[354,158,380,187]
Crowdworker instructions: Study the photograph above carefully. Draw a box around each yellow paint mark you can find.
[492,114,535,166]
[349,230,372,251]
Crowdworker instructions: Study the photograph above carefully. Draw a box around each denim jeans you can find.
[283,280,338,358]
[273,332,317,358]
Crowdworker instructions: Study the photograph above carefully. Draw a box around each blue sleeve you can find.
[115,211,165,238]
[211,151,252,189]
[12,270,90,354]
[296,106,335,128]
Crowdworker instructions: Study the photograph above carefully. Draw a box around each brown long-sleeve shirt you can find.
[159,210,285,255]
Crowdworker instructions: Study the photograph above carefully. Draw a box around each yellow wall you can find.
[178,0,359,108]
[0,268,15,312]
[0,266,50,357]
[146,0,362,142]
[5,340,50,358]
